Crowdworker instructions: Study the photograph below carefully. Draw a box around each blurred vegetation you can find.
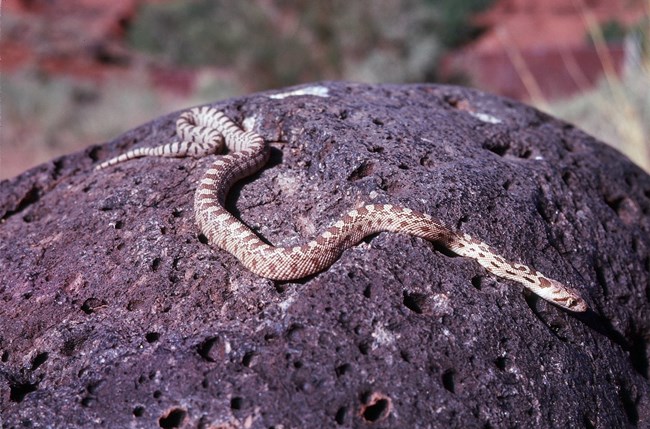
[548,15,650,171]
[597,19,628,44]
[427,0,493,47]
[127,0,491,89]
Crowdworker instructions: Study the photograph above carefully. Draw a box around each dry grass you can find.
[548,2,649,172]
[549,67,649,171]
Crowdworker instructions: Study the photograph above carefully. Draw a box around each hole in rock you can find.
[495,357,507,371]
[87,145,100,162]
[133,406,145,417]
[400,350,411,362]
[61,338,82,357]
[433,240,460,257]
[363,285,372,298]
[30,352,49,370]
[403,291,425,314]
[442,369,456,393]
[360,393,391,422]
[286,323,304,341]
[158,408,186,428]
[336,363,351,377]
[231,396,244,410]
[198,234,208,244]
[151,258,162,271]
[196,337,221,362]
[145,332,160,343]
[335,406,347,425]
[358,342,370,355]
[1,185,40,222]
[347,161,375,181]
[81,396,94,407]
[619,385,639,425]
[242,351,256,367]
[483,142,509,157]
[81,298,107,315]
[10,381,38,402]
[86,379,104,395]
[471,276,482,290]
[605,195,624,213]
[127,299,143,311]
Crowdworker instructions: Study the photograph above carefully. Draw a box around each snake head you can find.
[547,279,588,312]
[562,294,589,312]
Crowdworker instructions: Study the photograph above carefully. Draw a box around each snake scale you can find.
[97,106,588,312]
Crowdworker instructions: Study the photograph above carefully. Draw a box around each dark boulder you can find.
[1,81,649,428]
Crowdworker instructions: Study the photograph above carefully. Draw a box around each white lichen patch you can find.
[278,293,296,314]
[372,323,399,349]
[275,174,301,197]
[268,85,330,99]
[431,293,453,316]
[470,111,503,124]
[242,115,258,132]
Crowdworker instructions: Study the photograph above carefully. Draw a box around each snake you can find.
[96,106,588,312]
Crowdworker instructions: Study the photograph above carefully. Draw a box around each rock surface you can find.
[1,81,650,428]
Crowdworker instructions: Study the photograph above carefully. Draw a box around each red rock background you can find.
[441,0,647,100]
[1,0,648,179]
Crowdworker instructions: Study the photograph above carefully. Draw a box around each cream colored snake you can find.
[97,106,588,312]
